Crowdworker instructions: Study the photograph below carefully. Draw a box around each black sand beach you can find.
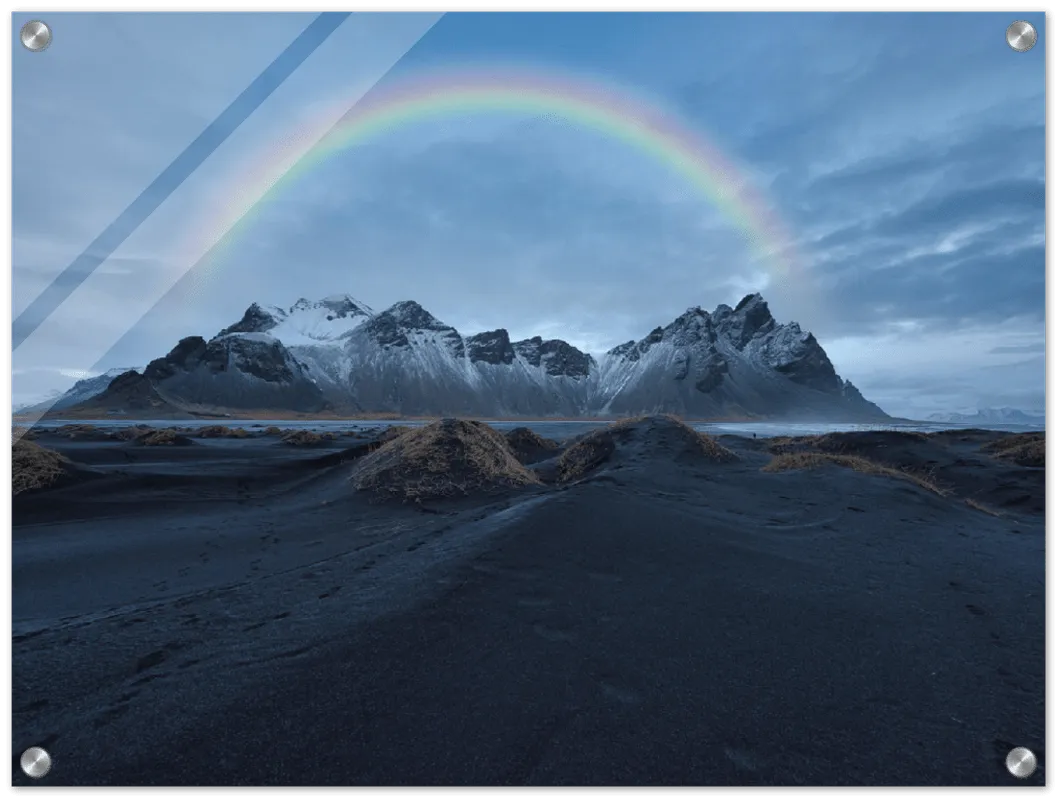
[11,418,1045,786]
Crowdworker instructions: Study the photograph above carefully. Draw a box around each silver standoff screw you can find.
[20,746,52,779]
[1006,21,1037,53]
[1005,747,1037,779]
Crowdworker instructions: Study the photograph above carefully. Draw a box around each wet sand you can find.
[12,421,1045,786]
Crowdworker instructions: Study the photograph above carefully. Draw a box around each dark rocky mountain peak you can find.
[144,336,210,381]
[318,294,373,319]
[467,329,515,365]
[217,303,281,338]
[361,301,464,357]
[663,307,716,347]
[607,327,664,363]
[513,336,594,378]
[718,292,776,349]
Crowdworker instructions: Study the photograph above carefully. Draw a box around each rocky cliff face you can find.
[143,333,328,413]
[61,292,889,421]
[593,294,886,419]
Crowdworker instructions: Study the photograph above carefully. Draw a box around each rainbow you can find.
[188,68,800,291]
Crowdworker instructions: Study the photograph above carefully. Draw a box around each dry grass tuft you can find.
[693,430,739,462]
[557,415,737,482]
[111,425,154,441]
[620,414,737,462]
[982,433,1045,467]
[53,423,104,440]
[136,428,192,446]
[505,427,560,459]
[281,429,336,446]
[375,425,413,445]
[768,430,930,456]
[264,426,284,435]
[762,452,948,496]
[195,425,251,439]
[557,428,617,482]
[350,418,540,503]
[13,439,71,495]
[11,426,37,443]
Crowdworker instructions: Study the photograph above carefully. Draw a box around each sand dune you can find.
[12,417,1044,786]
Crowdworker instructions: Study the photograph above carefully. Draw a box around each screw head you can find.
[19,20,51,52]
[1006,20,1037,52]
[1006,747,1037,779]
[20,746,52,779]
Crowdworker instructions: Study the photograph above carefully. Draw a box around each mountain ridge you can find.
[926,407,1045,426]
[44,293,891,421]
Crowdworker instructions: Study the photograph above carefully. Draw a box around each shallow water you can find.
[19,417,1044,440]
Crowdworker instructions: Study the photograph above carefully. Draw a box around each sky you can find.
[12,12,1046,419]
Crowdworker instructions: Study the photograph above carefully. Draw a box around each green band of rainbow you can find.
[191,68,799,287]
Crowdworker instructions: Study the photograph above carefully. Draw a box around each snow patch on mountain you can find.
[218,295,374,347]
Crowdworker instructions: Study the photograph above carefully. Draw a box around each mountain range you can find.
[33,293,891,421]
[926,408,1046,426]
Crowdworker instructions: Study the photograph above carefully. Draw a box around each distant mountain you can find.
[68,370,189,417]
[53,293,890,421]
[927,408,1045,427]
[15,367,141,415]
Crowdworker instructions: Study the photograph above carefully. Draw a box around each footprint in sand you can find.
[965,604,988,617]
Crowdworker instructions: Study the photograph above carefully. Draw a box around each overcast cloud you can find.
[12,12,1045,418]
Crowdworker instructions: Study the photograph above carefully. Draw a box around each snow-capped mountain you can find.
[57,292,890,421]
[927,408,1045,426]
[15,367,142,415]
[590,294,883,419]
[217,294,374,346]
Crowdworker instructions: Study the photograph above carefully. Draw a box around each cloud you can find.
[990,343,1044,355]
[13,12,1046,416]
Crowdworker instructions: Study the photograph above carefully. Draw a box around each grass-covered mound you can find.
[195,426,251,439]
[13,439,72,495]
[110,425,156,441]
[505,427,560,463]
[762,452,948,496]
[556,428,618,482]
[375,425,413,445]
[982,433,1045,467]
[557,414,737,482]
[135,428,195,446]
[350,418,540,502]
[767,430,930,456]
[281,429,337,446]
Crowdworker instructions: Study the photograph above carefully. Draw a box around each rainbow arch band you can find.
[201,69,798,280]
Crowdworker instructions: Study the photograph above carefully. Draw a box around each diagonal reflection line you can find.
[12,11,351,351]
[12,13,444,435]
